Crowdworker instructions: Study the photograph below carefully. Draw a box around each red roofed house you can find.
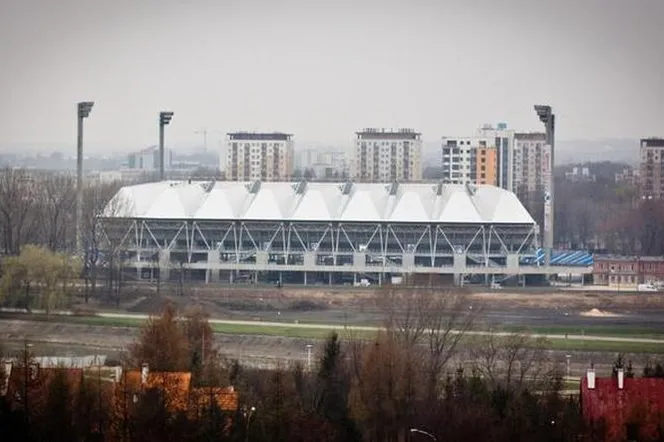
[581,368,664,441]
[4,364,84,414]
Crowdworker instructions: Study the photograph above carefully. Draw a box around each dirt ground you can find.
[79,283,664,320]
[0,319,653,377]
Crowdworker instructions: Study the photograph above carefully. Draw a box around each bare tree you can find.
[40,173,77,251]
[0,168,42,255]
[81,181,123,303]
[380,287,431,348]
[470,329,554,392]
[379,287,478,397]
[424,290,477,397]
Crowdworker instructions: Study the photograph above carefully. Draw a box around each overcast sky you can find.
[1,0,663,153]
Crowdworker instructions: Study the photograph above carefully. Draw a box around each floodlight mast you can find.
[159,111,174,181]
[534,105,555,268]
[76,101,94,257]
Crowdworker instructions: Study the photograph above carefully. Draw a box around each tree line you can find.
[518,163,664,254]
[2,291,664,441]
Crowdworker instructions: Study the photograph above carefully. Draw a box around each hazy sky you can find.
[1,0,663,153]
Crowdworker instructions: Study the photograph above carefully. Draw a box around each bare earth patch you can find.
[579,308,623,318]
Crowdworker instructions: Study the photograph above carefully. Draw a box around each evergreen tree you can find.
[643,360,664,378]
[315,332,361,442]
[611,354,635,378]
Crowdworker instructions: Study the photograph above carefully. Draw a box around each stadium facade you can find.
[99,180,587,286]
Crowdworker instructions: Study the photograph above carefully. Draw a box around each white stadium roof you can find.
[104,181,535,225]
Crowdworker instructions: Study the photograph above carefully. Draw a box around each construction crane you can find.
[194,128,224,152]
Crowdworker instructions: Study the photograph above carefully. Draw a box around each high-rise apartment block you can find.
[441,123,513,190]
[639,138,664,199]
[512,132,551,198]
[225,132,294,181]
[477,123,514,191]
[352,128,422,182]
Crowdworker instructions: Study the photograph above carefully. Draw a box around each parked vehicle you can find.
[637,283,659,292]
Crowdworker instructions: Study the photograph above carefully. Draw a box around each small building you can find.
[594,255,664,287]
[581,368,664,441]
[638,256,664,284]
[592,255,639,287]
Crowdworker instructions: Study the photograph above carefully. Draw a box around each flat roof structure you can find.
[227,132,293,141]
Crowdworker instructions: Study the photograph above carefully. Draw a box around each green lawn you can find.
[2,312,664,354]
[502,325,664,340]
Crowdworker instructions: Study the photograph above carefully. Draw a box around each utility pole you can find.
[76,101,94,256]
[158,111,174,181]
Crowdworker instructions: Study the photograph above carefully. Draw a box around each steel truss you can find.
[99,218,545,282]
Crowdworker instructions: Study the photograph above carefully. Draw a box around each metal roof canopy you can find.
[103,180,536,225]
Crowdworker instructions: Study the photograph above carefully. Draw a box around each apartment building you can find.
[513,132,550,197]
[127,146,173,171]
[477,123,514,191]
[295,148,348,179]
[441,124,513,189]
[441,137,491,185]
[352,128,422,182]
[639,137,664,199]
[615,167,639,187]
[224,132,294,181]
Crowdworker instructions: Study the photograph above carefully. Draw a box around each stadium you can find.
[100,180,590,286]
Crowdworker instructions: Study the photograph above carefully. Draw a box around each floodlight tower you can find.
[534,105,555,267]
[76,101,94,256]
[159,111,174,181]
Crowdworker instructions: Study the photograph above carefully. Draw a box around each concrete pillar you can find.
[303,271,308,285]
[304,252,315,269]
[402,252,415,272]
[353,252,366,270]
[453,252,466,286]
[159,250,171,281]
[506,254,520,271]
[207,250,220,283]
[256,251,268,267]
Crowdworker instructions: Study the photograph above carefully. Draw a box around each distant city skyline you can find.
[1,0,663,153]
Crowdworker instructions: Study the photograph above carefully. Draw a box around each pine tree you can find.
[316,332,361,442]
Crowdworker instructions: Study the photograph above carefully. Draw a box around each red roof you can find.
[581,376,664,441]
[6,366,84,412]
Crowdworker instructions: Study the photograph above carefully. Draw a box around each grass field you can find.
[3,312,663,354]
[502,325,664,340]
